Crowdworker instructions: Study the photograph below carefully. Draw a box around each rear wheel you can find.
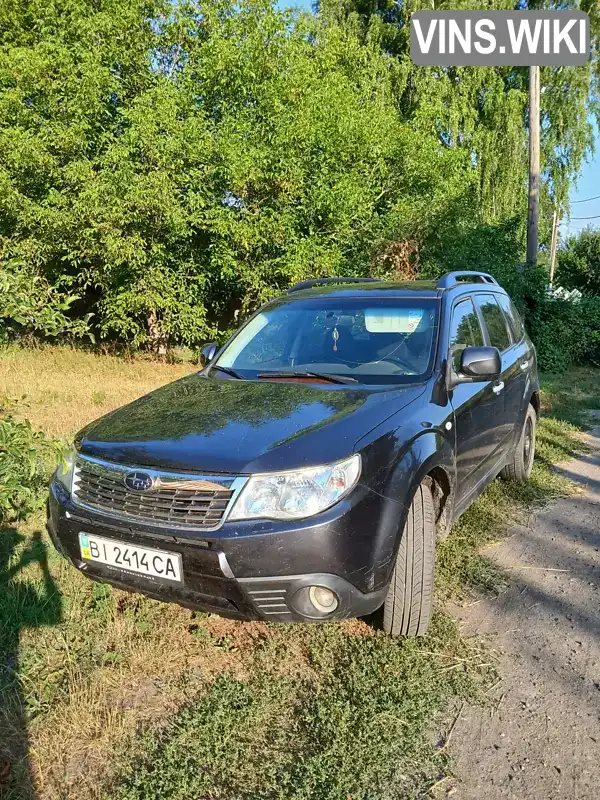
[381,482,435,637]
[501,404,536,483]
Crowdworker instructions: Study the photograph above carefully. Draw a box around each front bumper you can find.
[47,481,389,623]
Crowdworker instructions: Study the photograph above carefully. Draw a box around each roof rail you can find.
[436,271,498,289]
[287,277,379,294]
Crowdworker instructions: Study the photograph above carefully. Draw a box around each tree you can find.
[1,0,598,349]
[319,0,600,259]
[1,0,481,347]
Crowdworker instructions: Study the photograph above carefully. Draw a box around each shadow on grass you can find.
[436,414,581,600]
[0,526,62,799]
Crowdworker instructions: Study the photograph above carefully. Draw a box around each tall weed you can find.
[0,398,64,522]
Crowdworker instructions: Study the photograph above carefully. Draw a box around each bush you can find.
[480,265,600,372]
[531,297,581,372]
[0,400,64,523]
[0,259,92,344]
[567,295,600,367]
[533,295,600,373]
[557,229,600,293]
[517,284,600,372]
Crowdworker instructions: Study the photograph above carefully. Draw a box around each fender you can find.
[511,377,541,448]
[366,429,456,590]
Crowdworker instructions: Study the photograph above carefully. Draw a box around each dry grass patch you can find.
[2,517,279,800]
[2,514,490,800]
[0,344,195,439]
[4,347,595,800]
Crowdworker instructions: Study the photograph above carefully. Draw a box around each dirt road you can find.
[448,420,600,799]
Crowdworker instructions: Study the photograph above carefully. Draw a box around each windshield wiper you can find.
[210,364,242,380]
[257,371,358,384]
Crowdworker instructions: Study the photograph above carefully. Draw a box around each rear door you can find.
[473,293,520,451]
[494,293,533,438]
[449,296,506,504]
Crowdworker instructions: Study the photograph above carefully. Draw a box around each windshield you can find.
[214,297,440,385]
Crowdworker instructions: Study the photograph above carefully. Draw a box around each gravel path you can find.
[448,420,600,799]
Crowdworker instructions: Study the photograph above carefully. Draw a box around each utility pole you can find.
[526,65,540,268]
[549,208,559,286]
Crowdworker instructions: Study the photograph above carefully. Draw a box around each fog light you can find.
[308,585,339,614]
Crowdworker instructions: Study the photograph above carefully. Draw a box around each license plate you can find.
[78,533,183,584]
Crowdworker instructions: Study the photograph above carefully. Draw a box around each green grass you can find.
[1,345,598,800]
[1,515,492,800]
[540,367,600,428]
[109,616,489,800]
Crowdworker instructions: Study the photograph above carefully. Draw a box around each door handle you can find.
[492,381,504,394]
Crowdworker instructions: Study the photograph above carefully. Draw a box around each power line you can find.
[570,214,600,220]
[572,193,600,204]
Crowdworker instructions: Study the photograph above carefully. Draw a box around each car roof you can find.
[274,276,507,303]
[278,280,440,301]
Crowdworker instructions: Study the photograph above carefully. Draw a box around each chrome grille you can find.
[72,456,241,529]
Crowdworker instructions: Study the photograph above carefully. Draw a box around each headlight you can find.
[229,454,361,521]
[55,446,76,493]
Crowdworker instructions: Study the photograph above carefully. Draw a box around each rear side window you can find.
[475,294,511,352]
[449,298,484,371]
[495,293,526,341]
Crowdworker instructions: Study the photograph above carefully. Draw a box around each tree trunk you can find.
[147,309,167,357]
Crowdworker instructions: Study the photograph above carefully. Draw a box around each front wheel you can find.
[501,404,537,483]
[380,482,435,637]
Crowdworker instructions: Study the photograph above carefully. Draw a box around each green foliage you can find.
[557,227,600,293]
[533,295,600,372]
[420,217,524,280]
[472,263,600,372]
[0,259,92,343]
[1,0,597,350]
[0,399,64,522]
[321,0,599,216]
[418,228,600,372]
[6,0,429,347]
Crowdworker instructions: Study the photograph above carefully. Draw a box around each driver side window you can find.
[449,298,484,372]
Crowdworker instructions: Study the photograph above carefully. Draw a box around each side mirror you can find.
[450,346,501,387]
[199,342,218,368]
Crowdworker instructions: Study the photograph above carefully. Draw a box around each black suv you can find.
[48,272,539,636]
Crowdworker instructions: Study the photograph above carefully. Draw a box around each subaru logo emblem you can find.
[124,471,153,491]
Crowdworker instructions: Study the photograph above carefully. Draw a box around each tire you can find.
[501,404,537,483]
[381,482,435,637]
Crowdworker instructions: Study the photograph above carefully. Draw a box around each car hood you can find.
[76,374,426,474]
